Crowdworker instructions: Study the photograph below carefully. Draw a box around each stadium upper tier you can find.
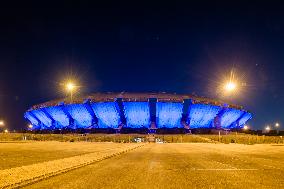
[24,92,252,130]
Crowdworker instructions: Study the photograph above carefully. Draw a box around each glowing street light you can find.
[0,120,4,126]
[243,125,249,130]
[28,124,33,129]
[265,126,271,132]
[4,129,8,133]
[221,68,241,97]
[65,82,76,102]
[275,122,280,127]
[225,69,236,92]
[66,82,75,91]
[224,81,237,92]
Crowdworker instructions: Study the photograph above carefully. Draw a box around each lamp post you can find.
[275,122,280,134]
[223,79,238,104]
[265,126,271,134]
[223,68,238,96]
[224,82,237,92]
[221,78,238,135]
[0,120,5,133]
[66,82,75,102]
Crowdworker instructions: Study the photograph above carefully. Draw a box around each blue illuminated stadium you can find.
[24,93,252,130]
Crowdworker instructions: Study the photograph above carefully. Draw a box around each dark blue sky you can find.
[0,1,284,130]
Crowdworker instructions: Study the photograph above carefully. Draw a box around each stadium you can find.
[24,92,252,132]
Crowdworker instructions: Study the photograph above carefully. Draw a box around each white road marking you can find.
[194,168,258,171]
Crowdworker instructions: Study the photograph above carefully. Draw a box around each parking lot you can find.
[22,143,284,189]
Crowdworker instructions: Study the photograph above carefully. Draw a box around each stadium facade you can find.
[24,92,252,131]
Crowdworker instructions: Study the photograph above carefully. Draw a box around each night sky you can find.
[0,1,284,130]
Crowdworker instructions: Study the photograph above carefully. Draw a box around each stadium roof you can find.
[30,92,243,110]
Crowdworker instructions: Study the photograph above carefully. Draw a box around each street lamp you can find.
[265,126,271,132]
[223,68,239,95]
[274,122,280,134]
[0,120,4,127]
[28,124,33,129]
[224,81,237,92]
[65,82,76,102]
[4,129,8,133]
[243,125,249,130]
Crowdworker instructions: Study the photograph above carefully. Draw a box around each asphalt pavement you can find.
[25,143,284,189]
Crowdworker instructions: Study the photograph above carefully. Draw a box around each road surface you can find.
[25,143,284,189]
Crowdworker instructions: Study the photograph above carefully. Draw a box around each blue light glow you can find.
[123,102,150,128]
[25,98,252,130]
[156,102,183,128]
[238,112,252,127]
[189,104,221,128]
[24,112,39,126]
[221,108,243,128]
[31,109,52,127]
[65,104,93,128]
[44,106,69,127]
[91,102,120,128]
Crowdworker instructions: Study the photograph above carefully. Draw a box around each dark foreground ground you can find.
[24,143,284,189]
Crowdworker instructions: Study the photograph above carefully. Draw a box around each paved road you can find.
[25,143,284,189]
